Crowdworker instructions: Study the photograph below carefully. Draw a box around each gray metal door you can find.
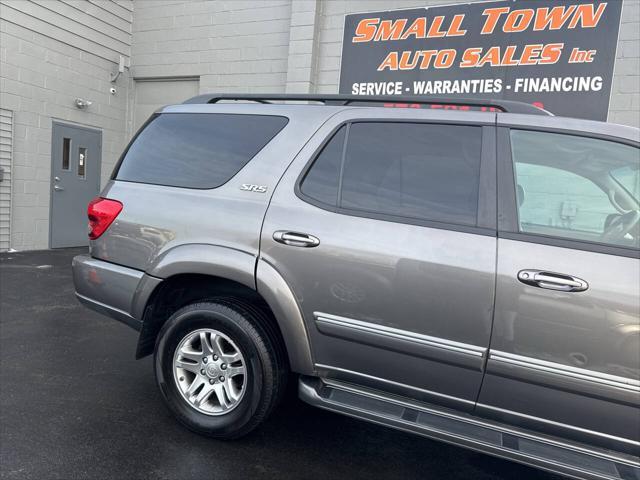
[50,123,102,248]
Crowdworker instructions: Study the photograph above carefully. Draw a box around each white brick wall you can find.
[610,0,640,127]
[285,0,321,93]
[131,0,292,93]
[0,0,133,250]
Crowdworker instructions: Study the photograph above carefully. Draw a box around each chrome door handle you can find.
[273,231,320,248]
[518,270,588,292]
[53,185,65,191]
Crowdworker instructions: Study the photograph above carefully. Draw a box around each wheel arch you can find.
[133,244,314,375]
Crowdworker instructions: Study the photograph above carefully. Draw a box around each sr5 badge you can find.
[240,184,268,193]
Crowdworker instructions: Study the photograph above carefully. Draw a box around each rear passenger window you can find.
[341,123,482,226]
[300,126,345,206]
[115,113,288,189]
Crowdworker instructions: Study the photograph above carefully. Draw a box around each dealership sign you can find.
[339,0,622,120]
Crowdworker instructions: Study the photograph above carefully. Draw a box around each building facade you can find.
[1,0,639,251]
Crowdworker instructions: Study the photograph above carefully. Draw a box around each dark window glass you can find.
[340,123,482,226]
[116,113,288,189]
[62,137,70,170]
[300,126,345,206]
[78,147,86,178]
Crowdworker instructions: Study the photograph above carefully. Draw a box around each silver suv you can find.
[73,94,639,479]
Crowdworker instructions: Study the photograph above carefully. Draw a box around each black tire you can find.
[154,298,288,439]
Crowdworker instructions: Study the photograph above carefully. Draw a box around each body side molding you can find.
[314,311,487,372]
[489,350,640,393]
[486,350,640,408]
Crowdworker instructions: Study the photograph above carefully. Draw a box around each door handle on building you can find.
[517,270,588,292]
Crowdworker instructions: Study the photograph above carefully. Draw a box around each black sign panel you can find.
[339,0,622,120]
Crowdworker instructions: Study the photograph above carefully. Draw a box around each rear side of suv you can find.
[73,95,640,480]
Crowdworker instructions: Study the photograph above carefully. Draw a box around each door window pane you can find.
[341,123,482,226]
[78,147,87,178]
[62,138,70,170]
[510,130,640,249]
[300,126,345,206]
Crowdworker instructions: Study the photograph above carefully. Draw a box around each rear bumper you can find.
[72,255,160,331]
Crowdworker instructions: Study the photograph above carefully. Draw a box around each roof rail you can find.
[182,93,551,115]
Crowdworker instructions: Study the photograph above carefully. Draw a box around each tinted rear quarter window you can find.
[115,113,288,189]
[299,126,345,206]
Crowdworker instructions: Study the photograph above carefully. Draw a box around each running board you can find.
[298,377,640,480]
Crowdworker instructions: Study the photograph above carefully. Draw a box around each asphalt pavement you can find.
[0,248,564,480]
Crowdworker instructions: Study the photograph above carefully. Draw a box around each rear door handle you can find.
[273,231,320,248]
[518,270,588,292]
[53,185,65,191]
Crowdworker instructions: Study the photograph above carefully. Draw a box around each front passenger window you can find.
[510,130,640,249]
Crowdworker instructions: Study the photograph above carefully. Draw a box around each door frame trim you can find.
[49,121,102,248]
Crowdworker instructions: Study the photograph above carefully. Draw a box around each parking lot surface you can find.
[0,248,564,480]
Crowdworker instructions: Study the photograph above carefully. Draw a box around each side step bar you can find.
[299,377,640,480]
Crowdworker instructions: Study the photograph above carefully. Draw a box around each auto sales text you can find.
[351,3,608,71]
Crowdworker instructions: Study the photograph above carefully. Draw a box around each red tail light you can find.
[87,197,122,240]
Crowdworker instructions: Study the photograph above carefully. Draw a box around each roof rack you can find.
[182,93,551,115]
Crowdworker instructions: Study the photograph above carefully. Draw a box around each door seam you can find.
[473,119,500,409]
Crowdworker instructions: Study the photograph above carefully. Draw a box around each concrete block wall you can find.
[610,0,640,127]
[285,0,321,93]
[131,0,293,93]
[0,0,133,250]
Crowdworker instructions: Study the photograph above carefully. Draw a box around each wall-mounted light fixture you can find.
[74,98,92,109]
[110,55,128,83]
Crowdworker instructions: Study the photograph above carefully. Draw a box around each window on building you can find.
[62,137,71,170]
[78,147,87,178]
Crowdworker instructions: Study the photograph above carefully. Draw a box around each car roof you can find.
[157,102,639,144]
[181,93,551,115]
